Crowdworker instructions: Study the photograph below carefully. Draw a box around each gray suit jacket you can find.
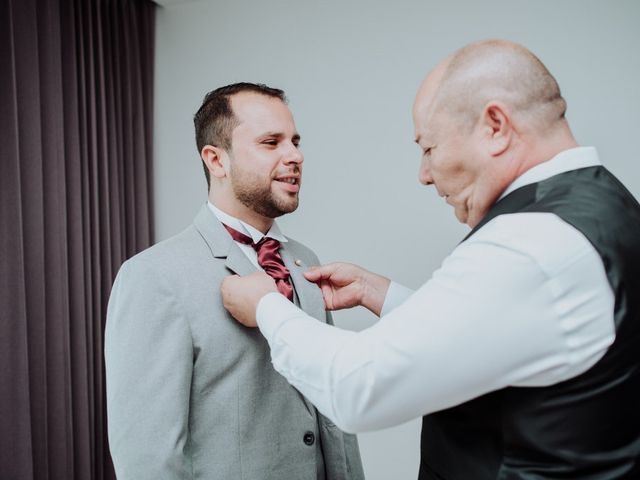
[105,205,364,479]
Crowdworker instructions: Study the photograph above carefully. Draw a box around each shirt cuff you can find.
[256,292,301,343]
[380,281,414,317]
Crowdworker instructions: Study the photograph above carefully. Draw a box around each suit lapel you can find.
[193,204,258,276]
[280,246,326,323]
[280,246,330,416]
[225,243,257,276]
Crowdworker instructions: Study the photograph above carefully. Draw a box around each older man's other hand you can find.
[221,271,278,327]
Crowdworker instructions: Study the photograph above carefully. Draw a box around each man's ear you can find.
[479,101,512,157]
[201,145,229,179]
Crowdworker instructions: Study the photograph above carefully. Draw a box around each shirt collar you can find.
[499,146,602,201]
[207,202,288,244]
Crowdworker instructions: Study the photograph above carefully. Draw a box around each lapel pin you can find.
[294,259,302,266]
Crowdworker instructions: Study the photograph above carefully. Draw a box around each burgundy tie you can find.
[223,224,294,302]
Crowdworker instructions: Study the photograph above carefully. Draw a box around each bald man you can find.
[221,41,640,479]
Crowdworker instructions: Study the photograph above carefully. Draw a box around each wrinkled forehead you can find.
[412,79,439,141]
[412,59,451,133]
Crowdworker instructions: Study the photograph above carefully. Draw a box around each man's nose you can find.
[419,164,433,185]
[283,143,303,165]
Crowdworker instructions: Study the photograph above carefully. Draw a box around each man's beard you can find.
[230,163,299,219]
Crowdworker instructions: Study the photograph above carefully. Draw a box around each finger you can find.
[262,272,277,284]
[221,275,238,308]
[320,281,335,310]
[221,274,239,288]
[304,263,340,282]
[303,267,323,282]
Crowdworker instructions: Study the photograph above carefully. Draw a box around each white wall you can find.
[153,1,640,478]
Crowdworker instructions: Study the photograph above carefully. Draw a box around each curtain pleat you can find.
[0,1,35,478]
[1,0,156,478]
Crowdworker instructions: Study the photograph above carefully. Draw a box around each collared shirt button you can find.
[303,431,315,445]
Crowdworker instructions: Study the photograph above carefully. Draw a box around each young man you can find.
[105,83,363,480]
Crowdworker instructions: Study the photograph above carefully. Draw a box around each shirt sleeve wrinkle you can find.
[256,212,615,432]
[479,213,615,385]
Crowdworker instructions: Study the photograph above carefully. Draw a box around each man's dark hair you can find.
[193,82,287,188]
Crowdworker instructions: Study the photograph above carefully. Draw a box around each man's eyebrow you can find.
[260,131,285,138]
[258,131,301,142]
[260,132,300,140]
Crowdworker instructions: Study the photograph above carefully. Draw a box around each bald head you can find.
[412,40,578,228]
[416,40,567,134]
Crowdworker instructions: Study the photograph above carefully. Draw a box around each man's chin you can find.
[274,200,299,216]
[272,192,299,213]
[453,207,469,225]
[259,198,299,219]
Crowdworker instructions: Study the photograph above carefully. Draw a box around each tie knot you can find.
[222,222,293,301]
[254,236,281,252]
[222,224,281,251]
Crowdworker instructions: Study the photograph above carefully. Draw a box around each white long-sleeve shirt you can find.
[255,147,615,433]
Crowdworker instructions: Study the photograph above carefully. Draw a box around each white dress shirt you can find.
[208,202,287,269]
[255,147,615,434]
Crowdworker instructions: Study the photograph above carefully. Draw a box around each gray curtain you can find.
[0,0,155,478]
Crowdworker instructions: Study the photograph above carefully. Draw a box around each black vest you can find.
[419,166,640,479]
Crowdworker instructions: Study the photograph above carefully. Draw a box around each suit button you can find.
[303,431,315,446]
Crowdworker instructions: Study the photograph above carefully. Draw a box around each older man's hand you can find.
[221,271,279,327]
[304,262,390,316]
